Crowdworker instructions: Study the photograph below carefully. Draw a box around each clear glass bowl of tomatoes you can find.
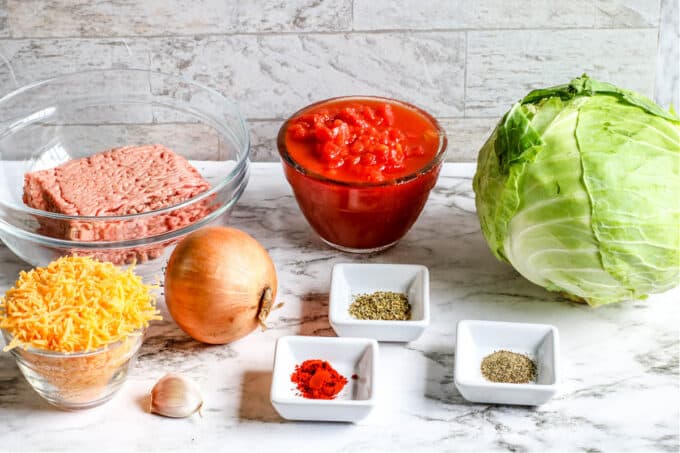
[277,96,448,253]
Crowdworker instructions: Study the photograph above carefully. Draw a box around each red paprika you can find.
[291,359,348,399]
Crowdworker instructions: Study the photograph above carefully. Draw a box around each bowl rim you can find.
[454,319,561,388]
[0,68,251,221]
[270,335,379,406]
[328,262,431,326]
[276,95,448,188]
[1,327,146,358]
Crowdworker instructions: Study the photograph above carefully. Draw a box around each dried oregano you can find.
[348,291,411,321]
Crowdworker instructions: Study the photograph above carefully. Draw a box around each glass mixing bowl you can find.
[0,69,250,279]
[2,328,145,410]
[277,96,447,253]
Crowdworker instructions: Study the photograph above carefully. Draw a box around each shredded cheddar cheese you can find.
[0,256,161,353]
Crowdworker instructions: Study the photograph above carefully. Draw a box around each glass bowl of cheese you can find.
[0,256,160,410]
[3,329,146,410]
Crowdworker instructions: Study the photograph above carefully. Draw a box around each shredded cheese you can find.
[1,256,161,353]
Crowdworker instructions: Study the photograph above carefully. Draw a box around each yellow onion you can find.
[164,226,278,344]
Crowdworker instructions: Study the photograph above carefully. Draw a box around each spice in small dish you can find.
[290,359,348,399]
[349,291,411,321]
[480,350,536,384]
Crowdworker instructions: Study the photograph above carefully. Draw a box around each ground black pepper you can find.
[481,350,536,384]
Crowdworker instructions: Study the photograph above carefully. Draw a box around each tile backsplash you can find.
[0,0,675,162]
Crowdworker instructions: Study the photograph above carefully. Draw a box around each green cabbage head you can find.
[473,75,680,306]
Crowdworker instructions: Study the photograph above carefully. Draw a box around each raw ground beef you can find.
[23,144,213,264]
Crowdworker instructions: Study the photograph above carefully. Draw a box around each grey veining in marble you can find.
[0,0,675,163]
[0,163,678,452]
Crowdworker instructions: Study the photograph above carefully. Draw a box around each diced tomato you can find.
[361,153,377,166]
[388,128,404,142]
[327,157,345,169]
[373,144,389,162]
[338,108,362,126]
[288,123,309,141]
[286,99,438,183]
[332,122,351,144]
[315,125,333,142]
[320,142,343,160]
[390,148,405,163]
[361,106,377,123]
[377,104,395,126]
[350,141,365,154]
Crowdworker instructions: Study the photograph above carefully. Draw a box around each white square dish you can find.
[270,336,378,422]
[454,320,560,406]
[329,263,430,342]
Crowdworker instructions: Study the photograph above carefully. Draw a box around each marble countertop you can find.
[0,163,678,452]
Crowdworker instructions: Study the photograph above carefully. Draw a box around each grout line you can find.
[0,26,660,41]
[463,31,468,118]
[31,116,495,127]
[350,0,355,31]
[248,116,494,123]
[242,118,283,122]
[653,0,679,107]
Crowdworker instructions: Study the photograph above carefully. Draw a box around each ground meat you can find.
[23,144,213,264]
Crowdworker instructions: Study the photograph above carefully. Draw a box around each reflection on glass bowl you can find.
[0,69,250,279]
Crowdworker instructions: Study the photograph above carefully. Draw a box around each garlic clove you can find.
[150,373,203,418]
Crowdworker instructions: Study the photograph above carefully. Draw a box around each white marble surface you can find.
[0,163,678,452]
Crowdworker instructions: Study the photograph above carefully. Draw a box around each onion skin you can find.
[164,226,278,344]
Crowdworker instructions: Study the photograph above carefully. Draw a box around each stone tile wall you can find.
[0,0,675,161]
